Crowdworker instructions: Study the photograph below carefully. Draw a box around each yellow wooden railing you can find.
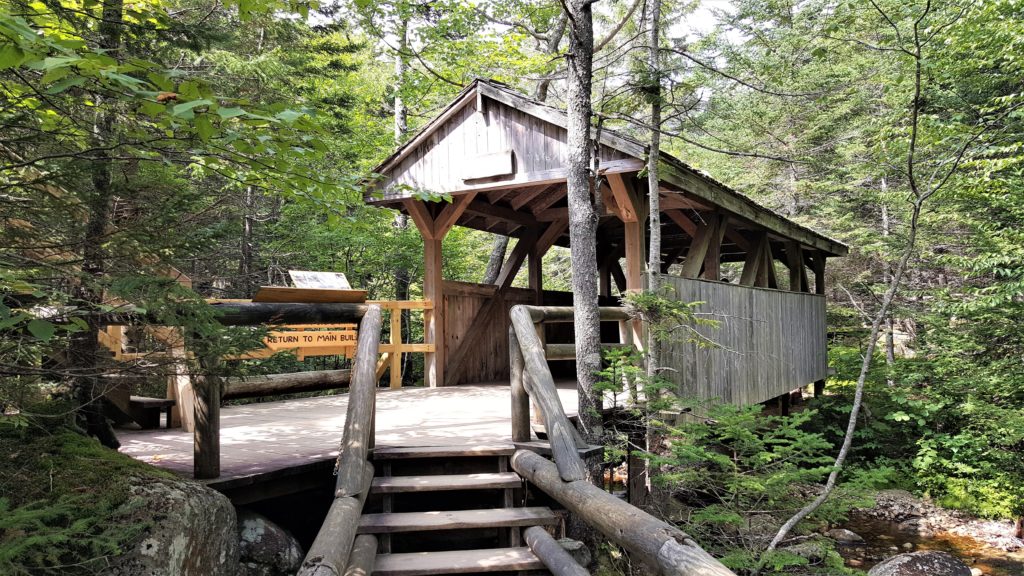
[208,299,433,388]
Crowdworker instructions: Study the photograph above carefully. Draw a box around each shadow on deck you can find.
[118,383,578,498]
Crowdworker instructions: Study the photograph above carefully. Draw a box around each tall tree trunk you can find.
[563,0,599,445]
[482,235,509,284]
[636,0,663,509]
[69,0,125,449]
[240,186,256,298]
[880,190,896,385]
[392,18,413,383]
[534,13,568,102]
[644,0,662,378]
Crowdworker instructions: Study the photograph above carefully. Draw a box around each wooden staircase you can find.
[359,444,564,575]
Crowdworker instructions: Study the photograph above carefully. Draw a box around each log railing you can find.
[299,305,383,576]
[507,304,736,576]
[509,305,631,482]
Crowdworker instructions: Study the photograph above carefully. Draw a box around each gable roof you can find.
[367,79,848,257]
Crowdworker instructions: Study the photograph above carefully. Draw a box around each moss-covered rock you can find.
[0,431,237,575]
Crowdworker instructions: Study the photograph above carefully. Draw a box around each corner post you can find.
[813,252,827,397]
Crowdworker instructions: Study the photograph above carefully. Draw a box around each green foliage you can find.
[0,431,174,574]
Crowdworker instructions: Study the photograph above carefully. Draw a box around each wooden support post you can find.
[740,232,767,286]
[814,379,826,398]
[529,242,543,305]
[703,215,728,281]
[599,265,612,296]
[389,309,402,389]
[763,240,778,289]
[813,252,827,295]
[510,327,531,443]
[778,392,791,416]
[423,237,443,387]
[193,372,221,480]
[786,242,806,292]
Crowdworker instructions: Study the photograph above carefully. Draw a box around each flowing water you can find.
[839,513,1024,575]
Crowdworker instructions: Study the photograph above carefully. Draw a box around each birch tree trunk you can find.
[644,0,663,379]
[392,17,412,383]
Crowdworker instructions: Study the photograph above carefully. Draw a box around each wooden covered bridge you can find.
[117,80,847,576]
[367,78,847,403]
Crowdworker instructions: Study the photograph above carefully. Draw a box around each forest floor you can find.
[839,489,1024,575]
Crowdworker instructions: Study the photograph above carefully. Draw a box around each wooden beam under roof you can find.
[464,200,536,228]
[658,159,847,256]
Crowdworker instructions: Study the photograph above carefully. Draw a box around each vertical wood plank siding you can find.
[443,281,536,384]
[385,98,629,195]
[658,274,828,405]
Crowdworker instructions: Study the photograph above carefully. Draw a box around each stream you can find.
[839,512,1024,575]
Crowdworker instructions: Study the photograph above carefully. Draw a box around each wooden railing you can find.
[299,305,382,576]
[657,274,827,405]
[507,304,737,576]
[371,299,433,389]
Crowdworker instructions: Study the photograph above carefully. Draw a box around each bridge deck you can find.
[118,383,577,488]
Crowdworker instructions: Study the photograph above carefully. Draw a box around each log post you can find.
[524,526,590,576]
[389,307,402,389]
[509,306,588,481]
[193,372,220,480]
[299,466,375,576]
[423,237,444,387]
[512,450,735,576]
[343,534,378,576]
[510,326,531,443]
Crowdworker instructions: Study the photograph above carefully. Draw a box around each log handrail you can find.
[512,450,736,576]
[299,305,383,576]
[509,304,593,482]
[507,304,736,576]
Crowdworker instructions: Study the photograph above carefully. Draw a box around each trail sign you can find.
[289,270,351,289]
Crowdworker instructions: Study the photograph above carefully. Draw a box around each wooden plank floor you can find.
[118,383,578,485]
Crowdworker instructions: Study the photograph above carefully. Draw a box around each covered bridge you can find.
[366,79,847,406]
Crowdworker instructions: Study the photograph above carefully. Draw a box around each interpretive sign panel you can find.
[289,270,351,289]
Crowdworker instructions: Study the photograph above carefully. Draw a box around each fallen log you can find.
[222,370,351,400]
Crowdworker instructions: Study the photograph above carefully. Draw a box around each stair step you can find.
[358,507,558,534]
[371,444,516,460]
[373,547,544,576]
[513,440,604,459]
[370,473,521,494]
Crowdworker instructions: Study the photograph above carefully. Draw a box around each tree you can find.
[561,0,600,449]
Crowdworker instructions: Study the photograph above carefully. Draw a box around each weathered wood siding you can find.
[443,281,535,385]
[384,98,631,198]
[658,274,827,405]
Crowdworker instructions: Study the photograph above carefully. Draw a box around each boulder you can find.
[867,551,972,576]
[109,474,238,576]
[237,509,304,576]
[780,539,830,563]
[827,528,865,544]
